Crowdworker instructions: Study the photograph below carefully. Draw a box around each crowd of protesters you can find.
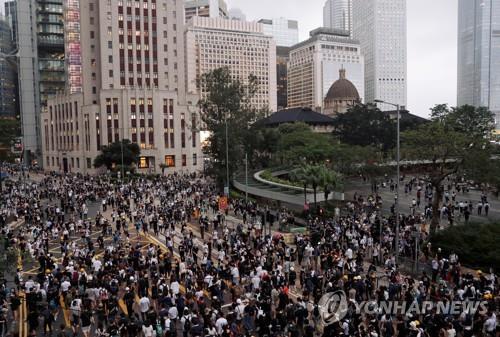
[0,164,497,337]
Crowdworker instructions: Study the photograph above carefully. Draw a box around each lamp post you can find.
[224,112,230,197]
[374,99,400,266]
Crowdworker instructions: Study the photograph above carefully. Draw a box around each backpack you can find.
[183,315,191,331]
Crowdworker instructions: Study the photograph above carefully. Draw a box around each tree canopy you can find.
[94,139,140,171]
[332,104,396,153]
[198,67,264,190]
[402,104,495,235]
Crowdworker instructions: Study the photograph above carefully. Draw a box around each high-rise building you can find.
[323,0,352,35]
[0,17,17,117]
[4,1,17,43]
[287,28,364,112]
[257,18,298,111]
[16,0,65,164]
[228,8,246,22]
[276,46,290,110]
[184,0,228,22]
[457,0,500,126]
[258,18,299,47]
[40,0,202,174]
[185,17,277,112]
[352,0,407,111]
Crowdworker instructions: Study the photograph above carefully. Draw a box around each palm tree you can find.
[290,165,309,205]
[304,165,323,206]
[321,168,343,205]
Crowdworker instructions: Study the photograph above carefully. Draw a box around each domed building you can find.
[323,68,361,116]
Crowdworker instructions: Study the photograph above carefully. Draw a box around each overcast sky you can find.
[227,0,458,118]
[0,0,458,118]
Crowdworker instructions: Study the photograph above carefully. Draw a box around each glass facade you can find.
[37,0,65,110]
[458,0,500,127]
[258,18,299,48]
[323,0,352,35]
[0,18,17,117]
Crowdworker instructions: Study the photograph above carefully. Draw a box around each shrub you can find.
[430,223,500,271]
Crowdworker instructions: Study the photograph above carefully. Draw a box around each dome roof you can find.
[325,68,360,101]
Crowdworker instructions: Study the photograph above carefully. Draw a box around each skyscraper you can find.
[457,0,500,126]
[323,0,352,35]
[4,1,17,43]
[0,17,17,117]
[258,18,299,47]
[352,0,407,111]
[185,17,277,112]
[16,0,65,164]
[228,8,246,22]
[40,0,202,174]
[184,0,228,22]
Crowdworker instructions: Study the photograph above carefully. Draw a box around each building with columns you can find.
[40,0,202,174]
[185,17,277,112]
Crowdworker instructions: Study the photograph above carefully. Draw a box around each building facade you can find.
[276,46,290,110]
[323,68,360,116]
[287,28,364,112]
[0,17,17,117]
[185,17,277,112]
[323,0,352,35]
[352,0,407,111]
[457,0,500,127]
[184,0,228,22]
[40,0,202,174]
[228,8,246,22]
[258,18,299,48]
[4,1,17,43]
[16,0,65,164]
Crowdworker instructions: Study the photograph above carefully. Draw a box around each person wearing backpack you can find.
[180,309,192,337]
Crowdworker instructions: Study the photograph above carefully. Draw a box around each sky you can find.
[0,0,458,118]
[227,0,458,118]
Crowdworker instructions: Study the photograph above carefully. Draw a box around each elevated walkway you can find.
[233,170,344,206]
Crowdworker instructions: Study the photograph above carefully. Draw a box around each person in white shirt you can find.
[170,280,180,295]
[139,296,150,320]
[142,322,154,337]
[215,314,228,335]
[483,312,497,336]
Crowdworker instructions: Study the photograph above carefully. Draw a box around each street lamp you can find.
[374,99,401,266]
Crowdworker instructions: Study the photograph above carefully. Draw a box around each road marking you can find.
[19,291,25,337]
[59,295,71,327]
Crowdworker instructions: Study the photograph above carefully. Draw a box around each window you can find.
[165,155,175,167]
[109,70,114,77]
[109,55,113,63]
[193,153,197,166]
[108,41,113,49]
[182,154,186,167]
[87,158,92,169]
[90,31,95,39]
[139,156,149,168]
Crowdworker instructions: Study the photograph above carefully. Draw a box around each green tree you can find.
[320,168,343,205]
[402,104,494,235]
[94,139,140,170]
[198,67,262,190]
[276,123,334,165]
[290,164,310,205]
[332,103,396,153]
[0,118,21,162]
